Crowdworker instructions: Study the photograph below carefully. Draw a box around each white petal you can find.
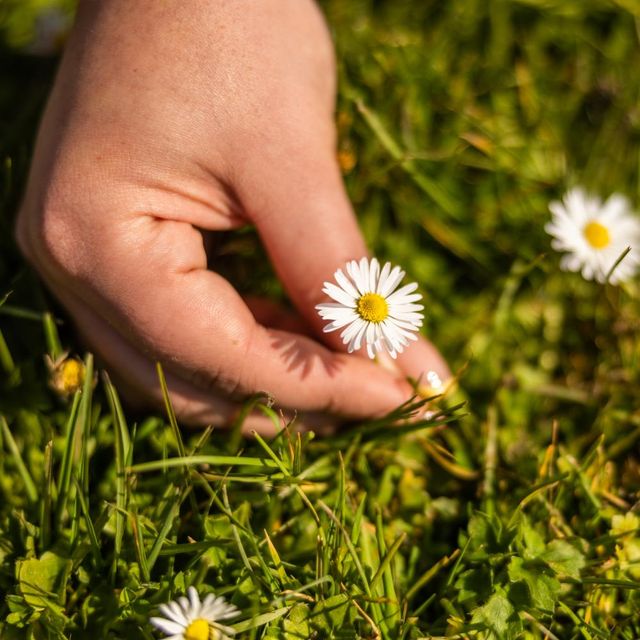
[377,261,392,293]
[379,321,402,351]
[390,310,423,322]
[348,321,368,353]
[386,282,419,304]
[359,256,371,289]
[346,260,368,295]
[188,587,201,618]
[316,303,355,319]
[388,292,423,305]
[341,317,366,344]
[366,341,376,359]
[159,603,188,626]
[388,303,424,313]
[368,257,380,292]
[178,597,190,616]
[550,237,575,252]
[559,253,582,273]
[323,315,358,332]
[150,617,186,635]
[600,193,631,221]
[385,344,398,359]
[201,596,239,620]
[211,621,238,637]
[548,200,568,220]
[165,596,189,626]
[386,318,421,339]
[365,322,377,347]
[353,321,369,351]
[317,306,357,321]
[322,282,357,307]
[378,265,405,297]
[581,262,596,281]
[201,593,216,609]
[334,269,359,298]
[384,324,410,347]
[608,259,637,283]
[567,187,599,219]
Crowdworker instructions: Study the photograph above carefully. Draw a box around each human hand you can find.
[16,0,450,433]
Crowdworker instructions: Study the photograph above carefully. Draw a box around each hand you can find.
[16,0,450,433]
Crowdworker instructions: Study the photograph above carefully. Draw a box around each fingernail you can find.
[375,351,402,375]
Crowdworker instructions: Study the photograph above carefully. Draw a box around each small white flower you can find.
[151,587,239,640]
[315,257,424,359]
[545,187,640,284]
[425,370,443,391]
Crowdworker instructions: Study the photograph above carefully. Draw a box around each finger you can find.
[243,295,312,336]
[234,117,366,338]
[52,279,336,434]
[234,123,450,379]
[386,335,453,393]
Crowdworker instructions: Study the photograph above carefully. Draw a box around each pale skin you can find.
[16,0,450,433]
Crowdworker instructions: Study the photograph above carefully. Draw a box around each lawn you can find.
[1,0,640,638]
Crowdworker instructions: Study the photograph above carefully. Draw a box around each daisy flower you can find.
[151,587,239,640]
[545,187,640,284]
[315,257,424,359]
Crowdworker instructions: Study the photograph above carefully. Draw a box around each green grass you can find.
[2,0,640,638]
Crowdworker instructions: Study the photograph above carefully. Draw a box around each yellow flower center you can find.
[357,292,389,323]
[51,358,85,396]
[583,220,611,249]
[60,360,84,389]
[184,619,212,640]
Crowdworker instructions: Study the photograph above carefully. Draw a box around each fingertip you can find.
[394,335,452,391]
[332,355,414,418]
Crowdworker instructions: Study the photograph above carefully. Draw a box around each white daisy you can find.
[315,257,424,359]
[151,587,239,640]
[545,187,640,284]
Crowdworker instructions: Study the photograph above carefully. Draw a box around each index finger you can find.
[235,124,451,385]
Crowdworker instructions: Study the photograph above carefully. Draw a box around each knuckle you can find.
[16,193,84,277]
[14,208,32,263]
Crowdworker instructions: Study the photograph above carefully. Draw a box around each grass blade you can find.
[104,372,131,580]
[54,391,82,529]
[42,311,62,360]
[39,439,54,550]
[0,415,37,502]
[0,327,15,374]
[156,362,186,458]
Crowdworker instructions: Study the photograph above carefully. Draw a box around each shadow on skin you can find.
[269,330,344,380]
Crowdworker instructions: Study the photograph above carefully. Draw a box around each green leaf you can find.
[470,587,521,640]
[284,603,311,639]
[466,513,493,552]
[311,593,350,634]
[520,520,546,558]
[541,540,586,580]
[466,512,516,556]
[454,566,492,605]
[507,556,560,612]
[16,551,72,610]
